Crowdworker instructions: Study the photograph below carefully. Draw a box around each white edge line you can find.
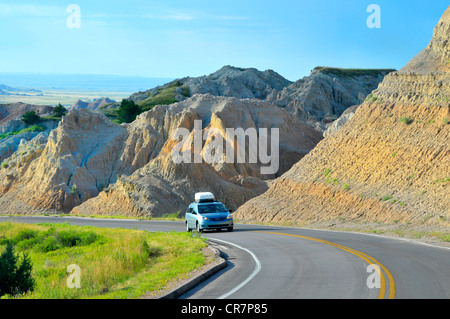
[207,237,262,299]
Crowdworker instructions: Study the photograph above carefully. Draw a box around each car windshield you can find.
[198,203,228,214]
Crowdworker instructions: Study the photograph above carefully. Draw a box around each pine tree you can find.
[116,99,141,123]
[53,103,68,118]
[15,252,35,295]
[0,241,35,297]
[0,242,17,296]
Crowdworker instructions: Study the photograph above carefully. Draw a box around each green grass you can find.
[101,80,191,123]
[159,211,183,220]
[40,115,63,121]
[400,116,414,125]
[435,177,450,184]
[314,66,395,78]
[0,125,46,140]
[365,93,380,103]
[69,185,78,195]
[138,80,190,111]
[0,222,207,299]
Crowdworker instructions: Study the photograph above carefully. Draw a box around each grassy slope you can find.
[313,66,396,78]
[137,80,190,111]
[0,125,47,140]
[0,221,206,299]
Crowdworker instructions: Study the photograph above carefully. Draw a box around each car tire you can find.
[196,222,202,233]
[186,222,191,232]
[227,227,233,232]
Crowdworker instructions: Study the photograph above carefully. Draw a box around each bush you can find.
[57,230,97,248]
[8,227,98,252]
[53,103,68,118]
[21,111,42,126]
[116,99,141,123]
[70,185,78,195]
[400,116,414,125]
[14,229,39,242]
[0,242,35,297]
[39,236,58,252]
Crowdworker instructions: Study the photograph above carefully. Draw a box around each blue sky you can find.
[0,1,448,81]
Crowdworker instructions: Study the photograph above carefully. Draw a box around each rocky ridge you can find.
[70,97,115,111]
[129,65,393,132]
[267,67,394,131]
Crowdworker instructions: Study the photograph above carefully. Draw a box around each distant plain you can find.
[0,73,173,106]
[0,89,132,106]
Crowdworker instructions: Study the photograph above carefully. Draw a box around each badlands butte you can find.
[0,7,448,238]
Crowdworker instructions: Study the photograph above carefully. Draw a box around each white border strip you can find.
[208,237,262,299]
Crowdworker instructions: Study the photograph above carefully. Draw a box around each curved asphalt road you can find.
[1,216,450,299]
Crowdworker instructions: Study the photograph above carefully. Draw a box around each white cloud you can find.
[160,13,196,21]
[0,3,63,17]
[216,15,250,21]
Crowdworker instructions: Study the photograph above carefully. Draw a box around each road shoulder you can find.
[142,244,227,299]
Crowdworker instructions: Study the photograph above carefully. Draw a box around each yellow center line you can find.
[258,231,396,299]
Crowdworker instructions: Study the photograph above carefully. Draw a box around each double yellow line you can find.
[259,231,395,299]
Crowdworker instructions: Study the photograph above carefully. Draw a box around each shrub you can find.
[57,230,97,248]
[70,185,78,195]
[21,111,42,126]
[116,99,141,123]
[400,116,414,125]
[7,226,98,252]
[14,229,39,242]
[39,236,59,252]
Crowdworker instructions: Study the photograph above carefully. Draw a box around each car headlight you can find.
[202,216,208,220]
[226,214,232,220]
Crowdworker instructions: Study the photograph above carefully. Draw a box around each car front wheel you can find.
[186,222,191,232]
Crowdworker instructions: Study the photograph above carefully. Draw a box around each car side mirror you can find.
[228,209,233,213]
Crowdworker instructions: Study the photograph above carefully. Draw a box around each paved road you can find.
[2,216,450,299]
